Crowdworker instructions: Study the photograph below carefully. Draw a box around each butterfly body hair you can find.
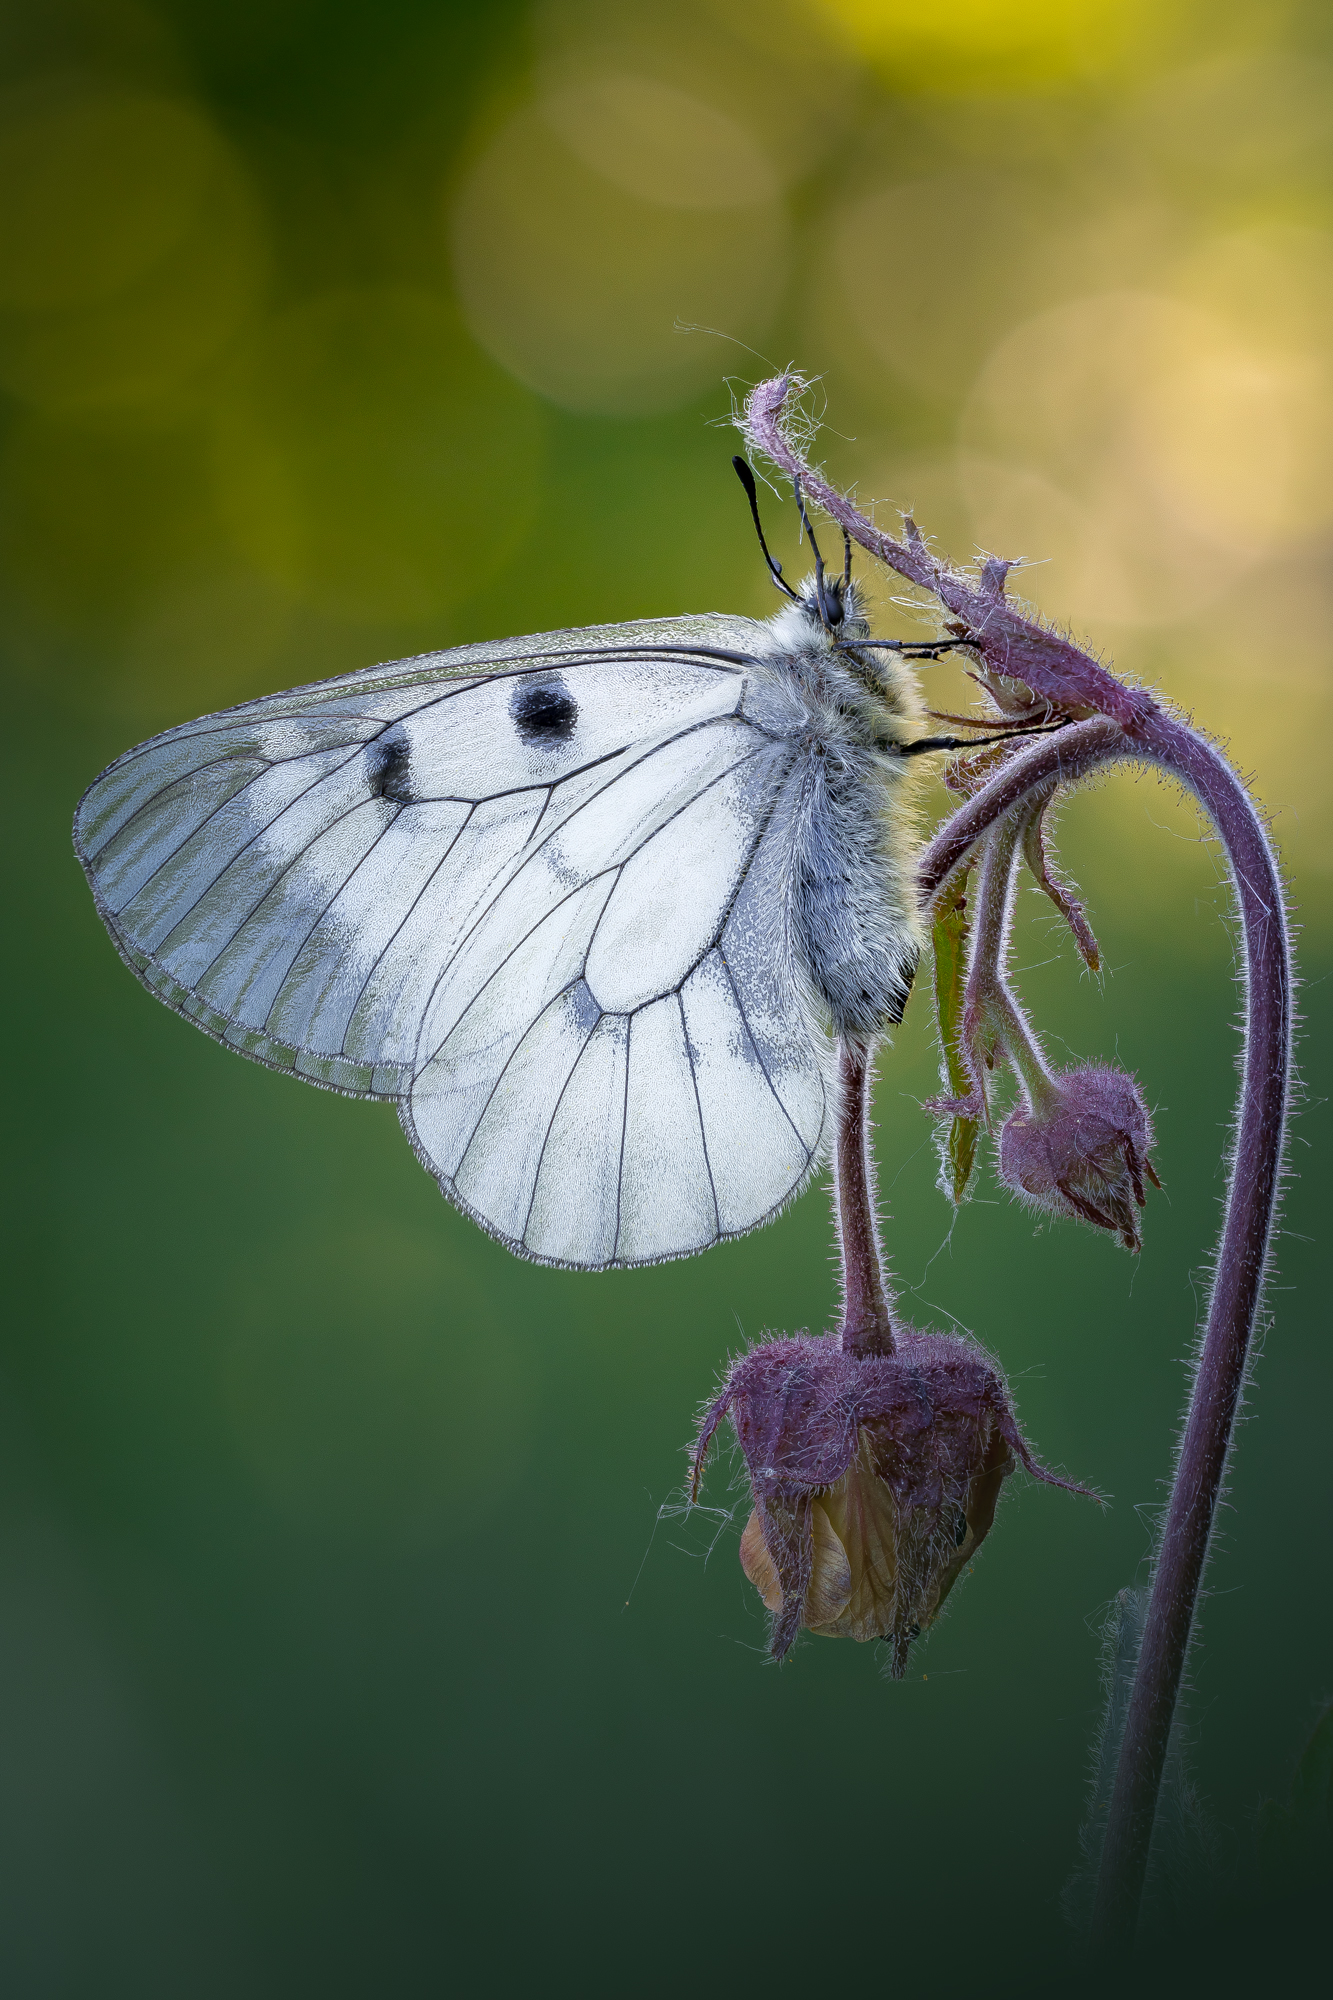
[749,582,926,1047]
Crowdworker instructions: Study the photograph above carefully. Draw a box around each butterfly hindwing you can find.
[76,617,831,1267]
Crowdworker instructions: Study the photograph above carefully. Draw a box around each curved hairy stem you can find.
[920,715,1292,1949]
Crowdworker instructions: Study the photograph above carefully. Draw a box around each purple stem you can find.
[836,1039,897,1357]
[920,714,1292,1948]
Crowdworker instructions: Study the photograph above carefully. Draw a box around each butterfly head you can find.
[733,456,870,640]
[794,570,870,641]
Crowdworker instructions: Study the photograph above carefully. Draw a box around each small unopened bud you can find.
[998,1064,1158,1252]
[692,1328,1086,1676]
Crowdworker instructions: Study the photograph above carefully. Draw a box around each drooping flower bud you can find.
[998,1064,1158,1252]
[691,1327,1086,1676]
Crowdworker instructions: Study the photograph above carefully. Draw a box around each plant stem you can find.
[920,714,1292,1949]
[1090,709,1291,1947]
[836,1039,896,1356]
[967,810,1060,1113]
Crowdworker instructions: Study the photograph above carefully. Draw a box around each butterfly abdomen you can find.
[756,622,924,1046]
[785,736,921,1043]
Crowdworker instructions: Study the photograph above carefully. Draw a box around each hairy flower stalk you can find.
[835,1039,896,1356]
[738,377,1293,1950]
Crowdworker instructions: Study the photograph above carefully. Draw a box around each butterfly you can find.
[75,467,988,1271]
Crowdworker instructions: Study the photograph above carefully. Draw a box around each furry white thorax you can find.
[749,578,927,1044]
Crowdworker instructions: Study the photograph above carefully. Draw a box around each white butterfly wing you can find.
[77,616,832,1268]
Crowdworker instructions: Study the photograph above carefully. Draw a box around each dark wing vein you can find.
[402,738,630,805]
[83,739,365,869]
[451,976,597,1188]
[191,795,400,992]
[331,807,477,1056]
[136,745,369,945]
[612,1014,632,1263]
[519,1024,597,1250]
[85,639,753,866]
[524,786,556,848]
[408,723,765,1070]
[417,864,613,1082]
[679,989,722,1239]
[415,743,776,1075]
[100,640,752,768]
[719,956,813,1164]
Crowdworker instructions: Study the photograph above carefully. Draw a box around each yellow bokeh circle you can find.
[960,289,1332,626]
[450,90,789,415]
[812,0,1166,91]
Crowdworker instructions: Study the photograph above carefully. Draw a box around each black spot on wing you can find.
[510,677,578,745]
[365,729,414,803]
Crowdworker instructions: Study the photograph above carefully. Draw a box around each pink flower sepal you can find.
[999,1065,1159,1253]
[692,1328,1087,1677]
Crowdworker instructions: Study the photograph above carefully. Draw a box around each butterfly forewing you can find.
[76,616,830,1268]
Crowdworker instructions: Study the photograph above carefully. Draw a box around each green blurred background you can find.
[2,1,1330,1992]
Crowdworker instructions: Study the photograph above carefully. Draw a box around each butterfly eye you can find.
[819,576,845,628]
[511,677,578,746]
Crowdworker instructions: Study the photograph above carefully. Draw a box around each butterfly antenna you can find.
[731,456,799,603]
[793,474,831,628]
[843,528,852,589]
